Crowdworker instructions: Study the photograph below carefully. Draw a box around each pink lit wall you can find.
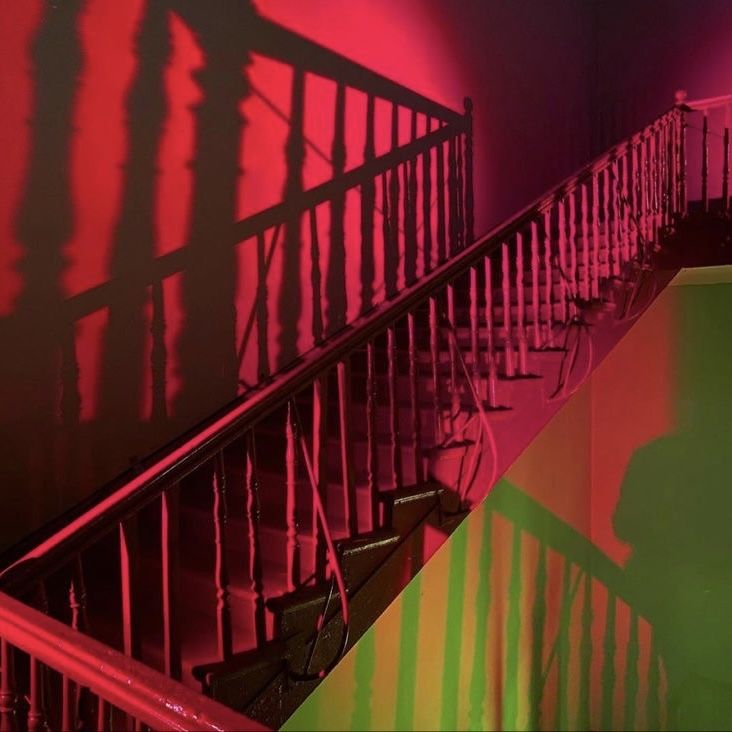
[0,0,596,552]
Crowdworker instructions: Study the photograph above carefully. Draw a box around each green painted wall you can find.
[284,267,732,731]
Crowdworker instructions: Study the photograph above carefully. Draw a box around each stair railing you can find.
[0,591,263,731]
[679,89,732,213]
[0,101,684,726]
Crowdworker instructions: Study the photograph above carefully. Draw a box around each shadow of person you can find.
[613,281,732,731]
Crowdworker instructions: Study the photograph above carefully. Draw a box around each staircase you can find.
[2,82,730,730]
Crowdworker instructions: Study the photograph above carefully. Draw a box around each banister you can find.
[0,106,676,594]
[685,92,732,111]
[0,591,266,731]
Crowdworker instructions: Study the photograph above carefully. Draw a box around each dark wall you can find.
[591,0,732,147]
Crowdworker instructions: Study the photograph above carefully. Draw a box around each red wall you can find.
[0,0,595,550]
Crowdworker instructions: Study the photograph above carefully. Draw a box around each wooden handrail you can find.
[686,93,732,111]
[0,591,266,731]
[0,107,676,594]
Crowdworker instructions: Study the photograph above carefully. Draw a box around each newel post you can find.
[674,89,688,214]
[464,97,475,245]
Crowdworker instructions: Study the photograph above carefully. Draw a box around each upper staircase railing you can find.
[0,89,693,729]
[677,90,732,215]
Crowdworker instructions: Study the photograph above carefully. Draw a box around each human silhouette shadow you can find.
[613,282,732,731]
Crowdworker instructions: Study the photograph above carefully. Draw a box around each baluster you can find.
[655,125,663,234]
[666,112,678,224]
[456,129,465,250]
[365,343,379,530]
[602,168,611,279]
[678,106,687,213]
[285,403,301,591]
[611,159,621,277]
[591,173,600,298]
[620,152,630,263]
[337,358,358,535]
[429,297,443,441]
[557,199,569,322]
[387,326,403,489]
[640,135,649,244]
[723,121,730,213]
[663,118,669,220]
[568,190,578,307]
[27,657,44,732]
[448,136,458,256]
[119,517,140,660]
[580,184,590,301]
[97,698,110,732]
[325,82,347,335]
[403,112,418,286]
[386,103,400,299]
[161,487,181,679]
[212,453,233,660]
[150,279,167,421]
[422,116,433,273]
[530,221,541,349]
[469,266,480,391]
[62,669,74,732]
[255,231,271,377]
[244,432,266,641]
[312,375,329,578]
[407,313,424,484]
[361,95,376,312]
[631,143,640,257]
[542,209,555,345]
[483,257,499,407]
[436,129,447,263]
[464,98,475,245]
[515,233,529,375]
[702,111,709,213]
[70,560,92,727]
[309,209,323,346]
[0,640,15,732]
[501,242,516,376]
[447,284,460,430]
[649,127,659,240]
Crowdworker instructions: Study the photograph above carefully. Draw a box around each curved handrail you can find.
[685,93,732,112]
[0,105,679,594]
[0,591,266,731]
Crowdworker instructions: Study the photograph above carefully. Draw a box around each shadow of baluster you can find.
[464,98,475,246]
[99,0,171,446]
[276,68,305,369]
[447,135,459,257]
[403,111,418,286]
[2,0,84,544]
[421,116,433,274]
[600,592,617,731]
[436,128,447,264]
[174,1,253,410]
[360,95,376,314]
[385,103,400,299]
[578,572,593,730]
[623,612,640,730]
[528,542,548,731]
[256,232,271,379]
[325,83,347,336]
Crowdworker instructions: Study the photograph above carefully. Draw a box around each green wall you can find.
[284,267,732,731]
